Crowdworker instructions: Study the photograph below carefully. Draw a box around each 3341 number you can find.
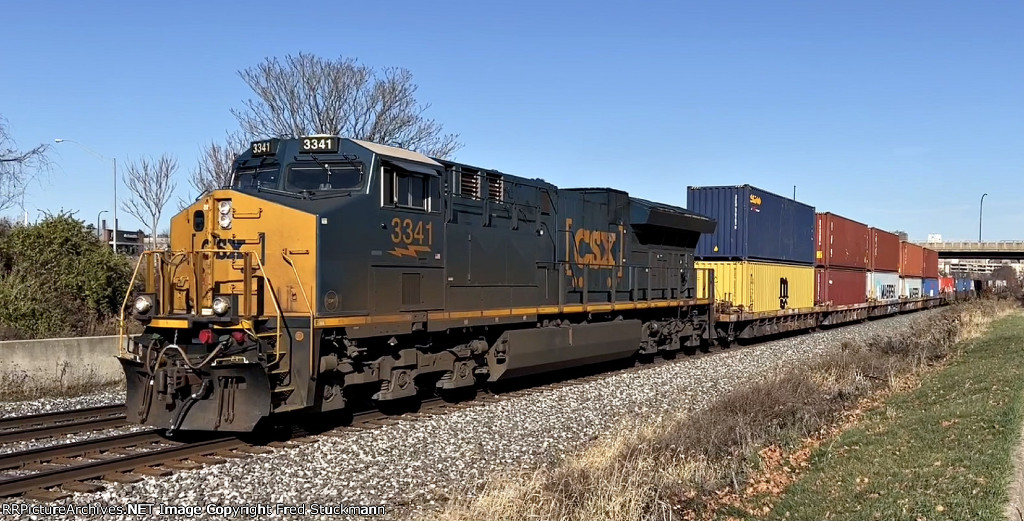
[391,218,433,245]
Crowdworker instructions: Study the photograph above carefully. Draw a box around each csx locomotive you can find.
[118,136,718,432]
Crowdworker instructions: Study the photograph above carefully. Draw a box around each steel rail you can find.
[0,430,166,471]
[0,405,128,444]
[0,436,243,498]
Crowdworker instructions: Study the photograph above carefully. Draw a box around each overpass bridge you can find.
[915,241,1024,259]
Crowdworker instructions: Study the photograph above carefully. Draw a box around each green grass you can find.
[768,314,1024,521]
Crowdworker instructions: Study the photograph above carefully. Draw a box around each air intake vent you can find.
[486,173,504,202]
[460,170,480,200]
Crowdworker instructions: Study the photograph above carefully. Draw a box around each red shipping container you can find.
[923,248,939,279]
[815,267,867,306]
[815,213,869,269]
[869,228,900,272]
[900,242,925,277]
[939,277,955,293]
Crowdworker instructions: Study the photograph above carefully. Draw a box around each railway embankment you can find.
[435,298,1021,521]
[3,308,950,520]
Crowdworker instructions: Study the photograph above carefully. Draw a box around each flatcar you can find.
[118,136,718,432]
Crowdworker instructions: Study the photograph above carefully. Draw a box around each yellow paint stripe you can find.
[148,318,189,328]
[315,300,702,328]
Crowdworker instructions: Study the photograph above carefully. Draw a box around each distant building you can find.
[926,233,942,243]
[941,258,1024,277]
[99,219,159,255]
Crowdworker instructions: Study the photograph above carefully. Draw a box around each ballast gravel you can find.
[1,311,939,521]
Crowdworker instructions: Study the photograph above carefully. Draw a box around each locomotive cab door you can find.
[372,160,445,313]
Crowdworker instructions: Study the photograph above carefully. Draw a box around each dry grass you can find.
[434,300,1019,521]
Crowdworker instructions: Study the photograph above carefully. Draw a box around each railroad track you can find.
[0,311,936,502]
[0,405,127,444]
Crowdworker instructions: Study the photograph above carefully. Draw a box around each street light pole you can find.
[54,139,118,252]
[96,210,108,240]
[979,193,988,242]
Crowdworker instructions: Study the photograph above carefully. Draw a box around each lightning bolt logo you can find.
[389,245,431,258]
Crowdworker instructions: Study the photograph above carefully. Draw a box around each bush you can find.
[0,214,133,339]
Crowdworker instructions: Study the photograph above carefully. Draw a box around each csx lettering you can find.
[214,238,244,259]
[573,228,617,268]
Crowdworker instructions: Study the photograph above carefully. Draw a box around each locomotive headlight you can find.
[133,295,153,314]
[218,200,232,229]
[212,296,231,316]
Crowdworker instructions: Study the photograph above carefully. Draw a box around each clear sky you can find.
[1,1,1021,240]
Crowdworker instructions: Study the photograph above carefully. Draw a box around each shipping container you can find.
[900,277,923,299]
[922,248,939,279]
[867,271,900,302]
[922,278,939,297]
[869,228,900,272]
[899,242,925,277]
[688,185,815,264]
[815,213,869,269]
[815,267,867,306]
[939,277,955,293]
[955,278,974,294]
[695,260,814,313]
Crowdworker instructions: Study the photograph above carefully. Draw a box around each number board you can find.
[299,136,340,154]
[250,139,278,157]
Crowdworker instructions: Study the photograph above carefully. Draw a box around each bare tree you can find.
[191,133,247,196]
[122,155,177,250]
[232,53,461,158]
[0,117,49,213]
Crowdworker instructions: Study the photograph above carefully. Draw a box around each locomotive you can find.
[118,136,718,432]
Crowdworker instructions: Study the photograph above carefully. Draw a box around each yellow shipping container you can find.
[695,260,815,313]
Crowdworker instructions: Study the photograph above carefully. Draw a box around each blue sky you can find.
[1,1,1021,240]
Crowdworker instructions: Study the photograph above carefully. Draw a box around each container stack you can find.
[922,247,940,296]
[867,228,901,302]
[688,185,815,313]
[814,213,868,306]
[899,241,925,298]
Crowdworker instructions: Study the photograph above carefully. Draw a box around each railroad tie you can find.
[103,473,144,484]
[164,461,202,471]
[213,451,248,459]
[22,488,70,501]
[62,481,105,493]
[132,466,172,477]
[234,446,272,455]
[188,455,227,465]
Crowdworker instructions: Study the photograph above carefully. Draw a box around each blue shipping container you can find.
[687,185,815,264]
[922,278,939,297]
[955,278,973,293]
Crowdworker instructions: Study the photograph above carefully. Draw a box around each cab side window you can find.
[383,166,437,212]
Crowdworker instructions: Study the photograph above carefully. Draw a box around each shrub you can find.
[0,214,133,339]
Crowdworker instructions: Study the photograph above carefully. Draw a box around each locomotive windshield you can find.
[233,165,280,190]
[285,163,362,191]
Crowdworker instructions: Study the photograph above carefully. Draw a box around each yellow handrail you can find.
[281,251,315,377]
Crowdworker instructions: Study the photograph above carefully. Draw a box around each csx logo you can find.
[203,238,244,259]
[879,284,896,299]
[573,228,618,268]
[749,194,762,205]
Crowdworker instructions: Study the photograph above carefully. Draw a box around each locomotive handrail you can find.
[282,250,315,377]
[117,252,151,356]
[118,249,288,370]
